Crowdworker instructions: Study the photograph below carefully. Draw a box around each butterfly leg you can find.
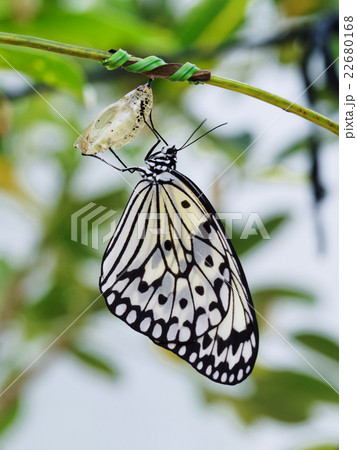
[84,149,140,173]
[109,148,128,168]
[84,153,124,172]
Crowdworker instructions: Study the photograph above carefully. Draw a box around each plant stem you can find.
[207,76,339,135]
[0,32,339,136]
[0,32,112,61]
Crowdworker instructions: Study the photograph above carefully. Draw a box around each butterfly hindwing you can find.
[158,253,258,385]
[153,172,258,384]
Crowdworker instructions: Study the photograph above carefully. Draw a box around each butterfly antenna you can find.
[179,122,228,150]
[179,119,207,150]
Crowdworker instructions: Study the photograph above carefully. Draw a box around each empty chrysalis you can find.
[74,82,153,155]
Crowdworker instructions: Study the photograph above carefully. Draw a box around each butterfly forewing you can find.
[100,171,232,344]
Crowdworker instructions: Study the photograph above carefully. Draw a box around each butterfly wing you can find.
[100,171,232,343]
[154,171,258,385]
[158,252,258,385]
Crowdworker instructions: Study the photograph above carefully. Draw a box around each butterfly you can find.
[74,82,153,155]
[98,121,259,385]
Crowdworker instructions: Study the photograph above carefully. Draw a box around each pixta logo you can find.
[71,203,118,250]
[71,203,270,250]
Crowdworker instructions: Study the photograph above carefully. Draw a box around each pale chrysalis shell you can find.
[74,83,153,155]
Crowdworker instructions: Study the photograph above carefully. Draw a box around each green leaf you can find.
[178,0,248,48]
[25,284,70,322]
[0,46,84,96]
[232,214,288,257]
[0,11,178,54]
[252,287,315,324]
[275,0,329,18]
[70,346,118,378]
[253,287,315,304]
[210,132,253,166]
[203,368,338,424]
[274,137,310,163]
[294,332,339,362]
[0,259,14,298]
[0,396,20,435]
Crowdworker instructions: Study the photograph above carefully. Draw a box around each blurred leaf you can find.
[274,137,311,163]
[0,11,178,53]
[256,165,307,183]
[253,287,314,304]
[0,396,20,435]
[25,284,72,322]
[0,46,84,97]
[133,0,176,27]
[233,214,288,256]
[276,0,325,17]
[329,34,339,61]
[178,0,248,48]
[0,95,12,136]
[23,268,100,338]
[204,368,338,424]
[0,155,32,201]
[294,332,338,362]
[211,132,253,166]
[0,259,15,301]
[70,346,118,378]
[278,40,304,64]
[40,185,127,254]
[252,286,314,323]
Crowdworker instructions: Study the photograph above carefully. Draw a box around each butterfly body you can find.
[100,143,258,385]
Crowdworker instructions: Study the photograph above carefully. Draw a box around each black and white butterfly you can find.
[98,122,259,385]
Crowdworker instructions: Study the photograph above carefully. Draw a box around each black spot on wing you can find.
[202,333,213,350]
[219,262,228,275]
[204,255,214,267]
[179,298,188,309]
[198,221,212,238]
[209,301,219,311]
[195,285,204,296]
[164,240,172,251]
[213,278,224,295]
[138,280,149,293]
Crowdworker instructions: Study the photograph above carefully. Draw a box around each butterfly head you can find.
[145,145,177,173]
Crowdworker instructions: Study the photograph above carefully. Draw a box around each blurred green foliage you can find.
[293,332,339,362]
[204,367,337,423]
[0,0,338,447]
